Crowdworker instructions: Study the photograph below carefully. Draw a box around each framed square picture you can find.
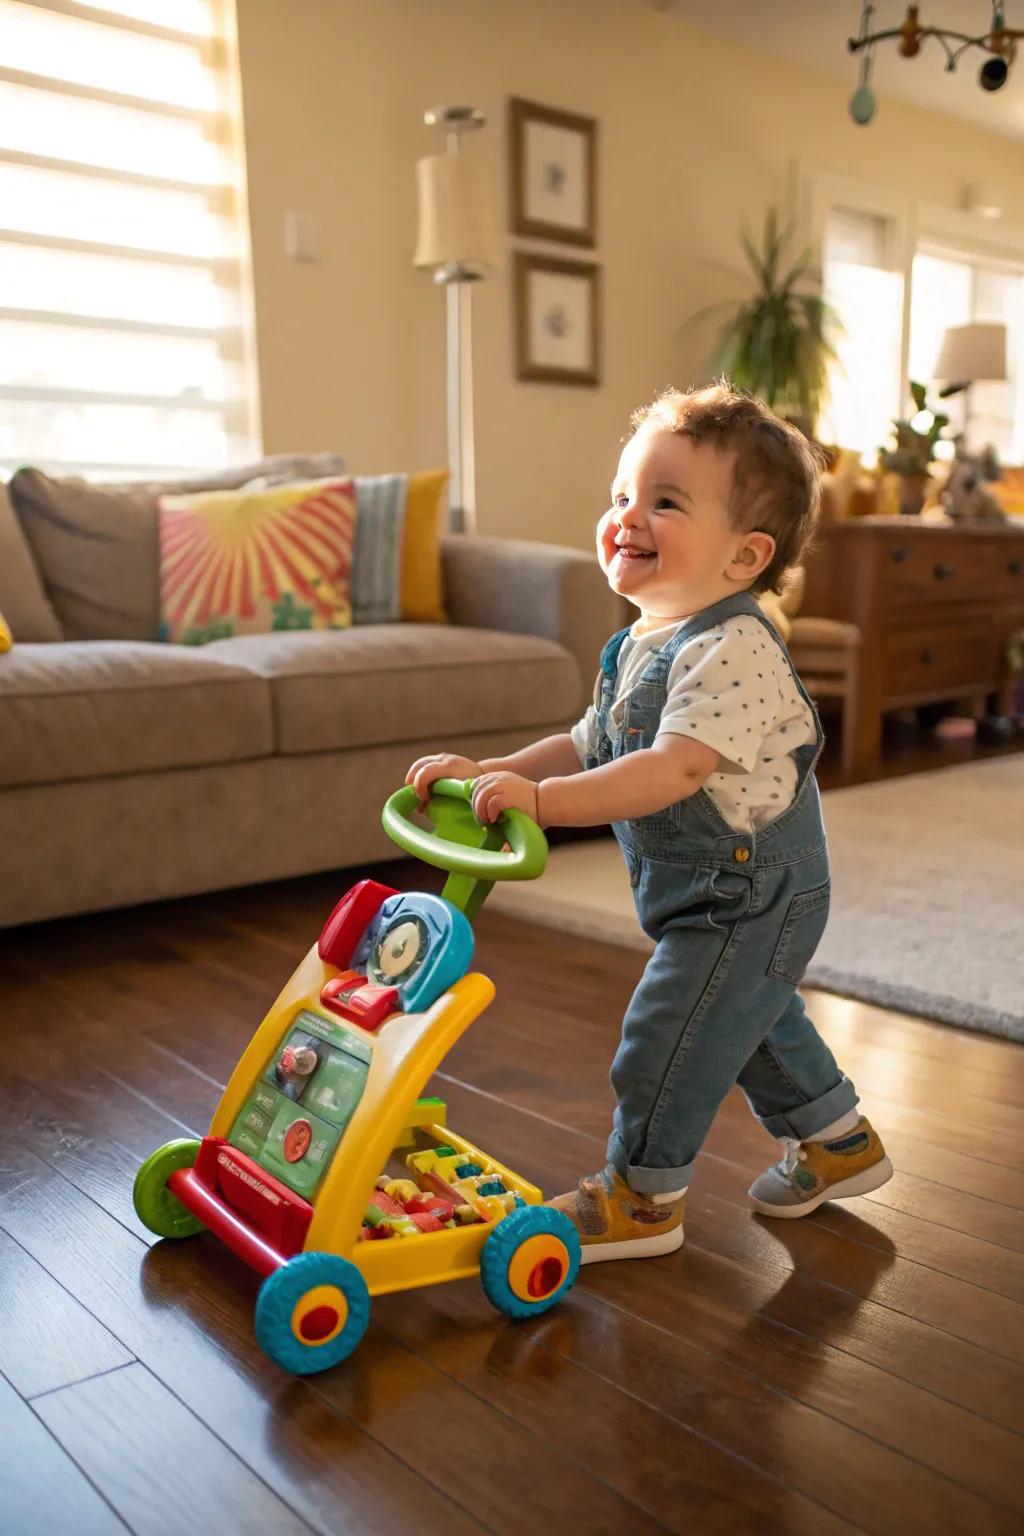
[514,252,600,387]
[508,97,597,247]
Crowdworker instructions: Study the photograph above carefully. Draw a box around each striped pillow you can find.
[158,479,356,645]
[352,470,448,625]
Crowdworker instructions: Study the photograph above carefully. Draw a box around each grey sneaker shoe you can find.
[749,1118,893,1218]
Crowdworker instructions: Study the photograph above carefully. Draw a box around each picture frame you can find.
[514,252,600,387]
[508,97,597,248]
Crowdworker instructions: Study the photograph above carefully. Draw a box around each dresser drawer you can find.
[884,535,997,603]
[884,621,997,700]
[992,540,1024,600]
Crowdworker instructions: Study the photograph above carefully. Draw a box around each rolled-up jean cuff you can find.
[758,1076,860,1141]
[607,1131,695,1195]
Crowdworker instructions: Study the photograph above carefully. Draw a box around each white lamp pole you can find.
[414,106,488,534]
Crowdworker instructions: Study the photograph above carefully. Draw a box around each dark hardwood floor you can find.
[2,815,1022,1536]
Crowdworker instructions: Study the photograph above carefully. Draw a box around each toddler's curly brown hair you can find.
[629,382,824,596]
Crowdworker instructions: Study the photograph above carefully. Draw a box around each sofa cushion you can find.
[158,479,356,644]
[0,484,63,642]
[8,454,347,642]
[202,625,580,754]
[0,641,273,789]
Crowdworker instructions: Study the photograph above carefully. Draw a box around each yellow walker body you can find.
[133,780,580,1373]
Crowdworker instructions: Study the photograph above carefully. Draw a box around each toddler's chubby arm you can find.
[534,735,720,827]
[406,733,580,805]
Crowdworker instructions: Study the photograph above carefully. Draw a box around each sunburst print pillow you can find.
[158,478,356,645]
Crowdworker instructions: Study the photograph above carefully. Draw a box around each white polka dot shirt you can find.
[571,615,817,833]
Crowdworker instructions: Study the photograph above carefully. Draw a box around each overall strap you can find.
[599,626,632,679]
[644,592,764,674]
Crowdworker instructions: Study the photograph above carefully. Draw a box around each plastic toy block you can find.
[364,1190,407,1226]
[435,1147,457,1158]
[406,1194,455,1220]
[386,1217,422,1238]
[476,1178,506,1197]
[407,1148,450,1177]
[360,1223,394,1240]
[454,1204,479,1224]
[408,1211,445,1233]
[384,1179,420,1205]
[454,1162,483,1178]
[475,1195,508,1224]
[417,1168,467,1206]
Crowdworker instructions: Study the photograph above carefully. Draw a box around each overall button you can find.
[734,847,751,863]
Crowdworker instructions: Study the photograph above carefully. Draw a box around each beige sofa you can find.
[0,467,616,927]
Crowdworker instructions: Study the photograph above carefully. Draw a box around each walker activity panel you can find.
[228,1009,372,1198]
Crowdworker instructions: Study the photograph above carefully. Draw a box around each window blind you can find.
[0,0,260,480]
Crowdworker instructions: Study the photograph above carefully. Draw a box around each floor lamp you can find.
[414,106,491,534]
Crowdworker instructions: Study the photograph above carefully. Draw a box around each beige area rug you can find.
[489,757,1024,1042]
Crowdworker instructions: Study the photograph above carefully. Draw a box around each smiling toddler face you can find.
[598,426,745,625]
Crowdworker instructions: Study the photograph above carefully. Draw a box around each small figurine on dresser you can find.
[942,446,1008,524]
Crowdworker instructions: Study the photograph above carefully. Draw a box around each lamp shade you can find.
[934,322,1007,382]
[413,153,495,271]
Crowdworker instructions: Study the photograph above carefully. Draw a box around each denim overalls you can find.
[588,592,858,1194]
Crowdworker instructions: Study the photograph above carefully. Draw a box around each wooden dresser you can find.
[801,517,1024,780]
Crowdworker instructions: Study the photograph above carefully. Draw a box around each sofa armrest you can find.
[441,535,618,714]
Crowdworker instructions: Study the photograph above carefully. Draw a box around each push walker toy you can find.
[133,780,581,1374]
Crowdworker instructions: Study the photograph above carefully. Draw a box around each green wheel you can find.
[133,1139,204,1239]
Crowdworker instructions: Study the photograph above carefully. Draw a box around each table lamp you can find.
[934,322,1008,447]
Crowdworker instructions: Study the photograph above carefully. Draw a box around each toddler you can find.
[407,384,892,1262]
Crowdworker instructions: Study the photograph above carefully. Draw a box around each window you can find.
[909,247,1024,462]
[0,0,260,480]
[820,207,903,459]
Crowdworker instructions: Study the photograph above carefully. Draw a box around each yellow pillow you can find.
[0,610,11,652]
[158,478,356,644]
[401,470,449,623]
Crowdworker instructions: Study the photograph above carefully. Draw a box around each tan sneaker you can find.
[546,1166,684,1264]
[748,1117,893,1218]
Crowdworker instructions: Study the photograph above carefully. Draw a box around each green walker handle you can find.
[381,778,547,919]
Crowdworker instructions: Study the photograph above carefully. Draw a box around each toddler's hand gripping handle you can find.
[381,778,547,882]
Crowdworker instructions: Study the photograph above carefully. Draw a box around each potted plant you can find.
[881,382,951,516]
[692,208,841,434]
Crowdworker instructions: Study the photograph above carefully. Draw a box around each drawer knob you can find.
[933,562,956,581]
[920,647,937,665]
[891,547,909,564]
[1010,559,1023,577]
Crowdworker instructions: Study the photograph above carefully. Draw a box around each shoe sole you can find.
[579,1226,685,1264]
[749,1156,894,1219]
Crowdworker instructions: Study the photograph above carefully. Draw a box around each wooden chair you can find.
[787,615,862,783]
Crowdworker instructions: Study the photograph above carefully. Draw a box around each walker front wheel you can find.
[255,1252,370,1374]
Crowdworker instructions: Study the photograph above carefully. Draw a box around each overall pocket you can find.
[768,881,831,984]
[707,866,753,933]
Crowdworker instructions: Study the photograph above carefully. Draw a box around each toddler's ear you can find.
[733,531,775,580]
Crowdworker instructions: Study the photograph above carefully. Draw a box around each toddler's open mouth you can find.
[614,544,656,560]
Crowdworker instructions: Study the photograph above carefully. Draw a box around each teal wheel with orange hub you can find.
[255,1252,370,1374]
[480,1205,581,1319]
[133,1139,204,1240]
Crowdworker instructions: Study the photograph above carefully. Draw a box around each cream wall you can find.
[235,0,1024,549]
